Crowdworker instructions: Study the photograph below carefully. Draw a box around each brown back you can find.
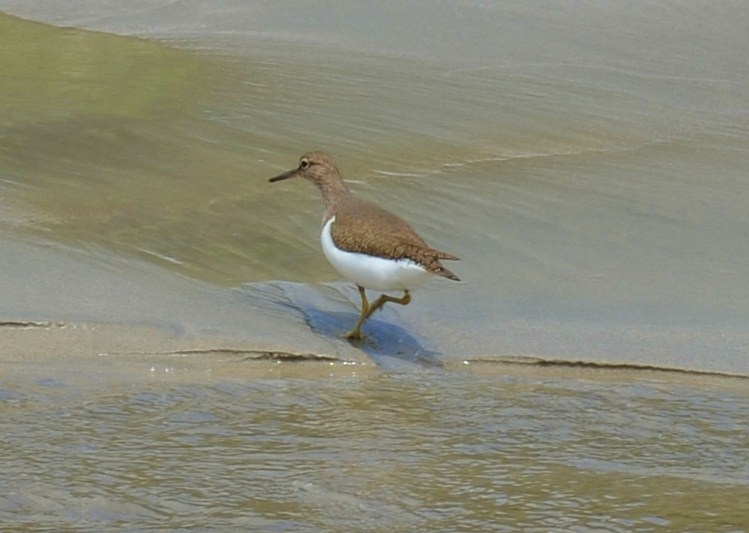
[330,197,460,281]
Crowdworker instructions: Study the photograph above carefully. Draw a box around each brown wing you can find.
[330,198,460,281]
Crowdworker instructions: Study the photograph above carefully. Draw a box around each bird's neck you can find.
[317,175,353,222]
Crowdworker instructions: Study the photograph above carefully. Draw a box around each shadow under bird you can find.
[269,151,460,340]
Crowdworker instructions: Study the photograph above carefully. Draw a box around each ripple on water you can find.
[3,367,747,531]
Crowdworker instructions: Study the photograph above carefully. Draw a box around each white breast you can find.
[320,216,432,291]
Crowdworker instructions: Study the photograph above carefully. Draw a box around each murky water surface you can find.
[2,364,748,532]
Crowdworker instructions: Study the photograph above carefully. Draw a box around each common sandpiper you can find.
[270,151,460,340]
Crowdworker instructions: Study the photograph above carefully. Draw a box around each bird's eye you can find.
[300,159,310,170]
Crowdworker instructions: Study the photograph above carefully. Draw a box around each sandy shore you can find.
[0,320,379,384]
[2,234,748,380]
[0,236,371,367]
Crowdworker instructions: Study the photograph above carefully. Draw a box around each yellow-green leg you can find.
[345,285,370,340]
[345,286,411,340]
[364,290,411,319]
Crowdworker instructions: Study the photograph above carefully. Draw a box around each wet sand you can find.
[0,235,373,366]
[3,234,748,380]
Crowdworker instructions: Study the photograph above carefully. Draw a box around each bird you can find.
[269,151,460,340]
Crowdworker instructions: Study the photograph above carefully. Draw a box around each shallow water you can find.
[1,4,749,530]
[2,361,748,532]
[2,3,748,370]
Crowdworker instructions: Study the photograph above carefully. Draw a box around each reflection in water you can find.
[1,369,748,531]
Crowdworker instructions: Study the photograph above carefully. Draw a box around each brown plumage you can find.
[269,151,460,339]
[270,150,460,279]
[331,197,460,281]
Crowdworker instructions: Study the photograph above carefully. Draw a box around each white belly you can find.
[321,217,432,291]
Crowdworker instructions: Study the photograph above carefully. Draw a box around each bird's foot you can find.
[344,327,364,341]
[343,289,411,341]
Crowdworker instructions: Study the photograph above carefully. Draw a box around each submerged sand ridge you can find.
[0,236,371,366]
[2,234,748,377]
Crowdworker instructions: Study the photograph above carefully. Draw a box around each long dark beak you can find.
[269,168,298,183]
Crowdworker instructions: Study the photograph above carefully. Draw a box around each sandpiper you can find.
[269,151,460,340]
